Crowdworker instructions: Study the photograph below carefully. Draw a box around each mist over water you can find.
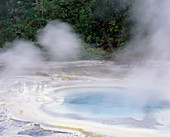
[0,0,169,107]
[0,1,170,136]
[122,0,170,105]
[0,0,169,105]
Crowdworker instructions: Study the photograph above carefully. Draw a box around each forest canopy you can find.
[0,0,134,59]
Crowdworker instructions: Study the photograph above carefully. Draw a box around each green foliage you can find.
[0,0,47,47]
[0,0,134,59]
[80,42,110,60]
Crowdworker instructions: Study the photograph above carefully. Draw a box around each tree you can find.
[36,0,39,15]
[91,0,133,52]
[0,0,134,59]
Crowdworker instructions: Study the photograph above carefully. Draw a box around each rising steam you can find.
[0,0,170,105]
[0,40,43,76]
[0,20,81,76]
[123,0,170,61]
[123,0,170,103]
[37,20,81,61]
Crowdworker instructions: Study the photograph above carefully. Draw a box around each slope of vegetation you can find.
[0,0,134,59]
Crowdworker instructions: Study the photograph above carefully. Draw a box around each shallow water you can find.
[44,86,170,118]
[64,88,170,116]
[0,60,170,137]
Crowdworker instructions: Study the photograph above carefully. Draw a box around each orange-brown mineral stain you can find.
[19,110,23,115]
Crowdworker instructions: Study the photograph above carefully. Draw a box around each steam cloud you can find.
[123,0,170,61]
[0,1,169,104]
[0,20,81,76]
[37,20,81,61]
[0,1,170,127]
[0,40,43,76]
[123,0,170,102]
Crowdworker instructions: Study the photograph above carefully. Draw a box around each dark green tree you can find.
[0,0,134,59]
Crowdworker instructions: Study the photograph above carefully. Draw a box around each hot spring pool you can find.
[41,86,170,127]
[4,60,170,137]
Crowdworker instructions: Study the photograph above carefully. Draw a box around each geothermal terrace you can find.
[0,60,170,137]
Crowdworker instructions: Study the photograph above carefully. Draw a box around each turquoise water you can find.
[41,86,170,129]
[57,87,170,117]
